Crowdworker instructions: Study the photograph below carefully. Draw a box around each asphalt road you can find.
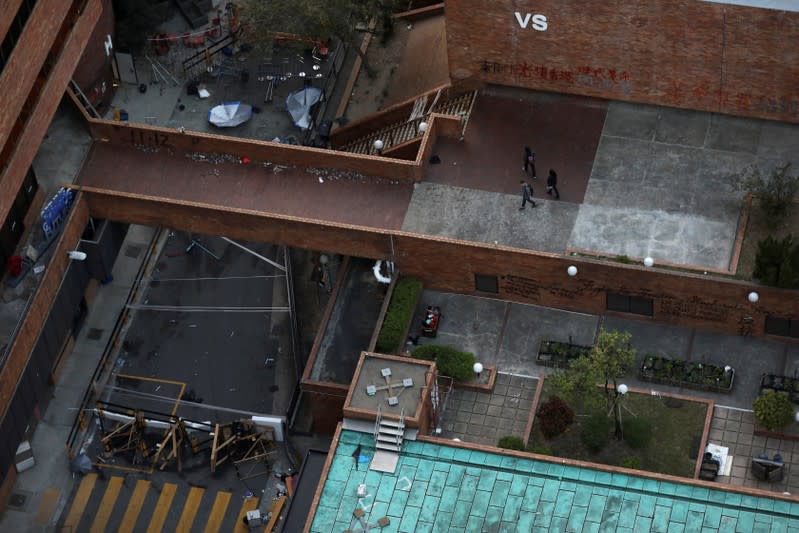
[111,233,292,421]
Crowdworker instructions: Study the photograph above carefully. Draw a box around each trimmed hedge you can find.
[754,390,794,431]
[411,344,475,382]
[497,436,525,451]
[375,277,423,353]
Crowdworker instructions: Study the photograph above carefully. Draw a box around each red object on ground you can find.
[241,156,250,165]
[6,255,22,277]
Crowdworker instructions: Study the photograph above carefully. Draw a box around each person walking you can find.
[546,168,560,200]
[523,146,537,179]
[519,180,536,210]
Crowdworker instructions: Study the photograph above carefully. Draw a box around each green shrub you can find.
[528,445,553,456]
[375,278,422,353]
[411,344,475,382]
[622,418,653,449]
[581,413,610,452]
[753,390,794,431]
[497,436,525,451]
[753,235,799,289]
[621,456,642,469]
[536,396,575,439]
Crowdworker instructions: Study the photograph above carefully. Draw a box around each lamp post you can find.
[748,292,759,303]
[373,139,384,154]
[418,122,428,134]
[473,362,484,381]
[567,265,578,277]
[643,257,654,267]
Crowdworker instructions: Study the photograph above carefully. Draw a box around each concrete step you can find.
[369,450,399,473]
[379,426,404,436]
[375,441,401,453]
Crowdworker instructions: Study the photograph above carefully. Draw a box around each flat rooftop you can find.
[309,430,799,532]
[347,354,432,416]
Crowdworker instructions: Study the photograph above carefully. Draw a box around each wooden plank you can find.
[233,496,259,533]
[63,473,97,529]
[263,496,286,532]
[176,486,205,532]
[118,479,151,533]
[90,476,124,533]
[34,487,60,525]
[146,482,177,533]
[202,491,232,533]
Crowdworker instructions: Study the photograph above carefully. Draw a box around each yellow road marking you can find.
[118,479,151,533]
[176,486,205,532]
[90,476,124,533]
[233,496,259,533]
[202,491,232,533]
[146,482,177,533]
[35,487,60,525]
[63,473,97,529]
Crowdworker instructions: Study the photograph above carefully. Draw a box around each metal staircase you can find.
[68,80,99,119]
[370,406,404,473]
[340,90,478,155]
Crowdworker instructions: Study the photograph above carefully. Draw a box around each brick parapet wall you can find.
[73,185,799,340]
[446,0,799,123]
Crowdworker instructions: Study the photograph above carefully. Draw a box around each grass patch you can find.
[736,199,799,279]
[528,383,708,477]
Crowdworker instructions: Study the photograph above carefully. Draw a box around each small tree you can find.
[753,235,799,289]
[753,391,794,431]
[536,396,575,439]
[239,0,397,76]
[730,163,799,228]
[549,329,636,438]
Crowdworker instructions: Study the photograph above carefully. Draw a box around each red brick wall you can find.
[446,0,799,122]
[72,0,115,110]
[0,195,89,421]
[0,0,102,226]
[76,187,799,339]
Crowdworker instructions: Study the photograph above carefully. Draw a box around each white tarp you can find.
[208,101,253,127]
[286,87,322,130]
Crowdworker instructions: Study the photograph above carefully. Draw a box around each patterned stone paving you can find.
[439,373,537,446]
[711,406,799,494]
[310,430,799,533]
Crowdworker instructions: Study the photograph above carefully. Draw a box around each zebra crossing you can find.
[57,473,265,532]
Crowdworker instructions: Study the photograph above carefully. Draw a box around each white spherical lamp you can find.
[748,291,759,303]
[724,365,732,373]
[473,362,484,376]
[373,139,384,151]
[418,122,428,133]
[567,265,578,277]
[617,384,629,395]
[643,257,654,267]
[795,411,799,423]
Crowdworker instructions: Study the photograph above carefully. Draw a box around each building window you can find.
[606,293,653,317]
[765,316,799,338]
[474,274,499,294]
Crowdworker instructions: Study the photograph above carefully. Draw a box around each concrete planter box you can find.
[639,356,734,393]
[536,340,591,368]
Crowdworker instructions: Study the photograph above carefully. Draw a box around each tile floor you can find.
[711,406,799,494]
[439,373,537,446]
[310,430,799,533]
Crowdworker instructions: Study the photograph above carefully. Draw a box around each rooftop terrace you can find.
[309,429,799,533]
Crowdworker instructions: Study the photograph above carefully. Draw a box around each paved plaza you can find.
[439,373,537,446]
[710,406,799,494]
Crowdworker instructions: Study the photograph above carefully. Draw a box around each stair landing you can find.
[369,451,399,473]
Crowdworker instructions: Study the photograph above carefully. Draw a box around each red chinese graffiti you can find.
[480,60,632,96]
